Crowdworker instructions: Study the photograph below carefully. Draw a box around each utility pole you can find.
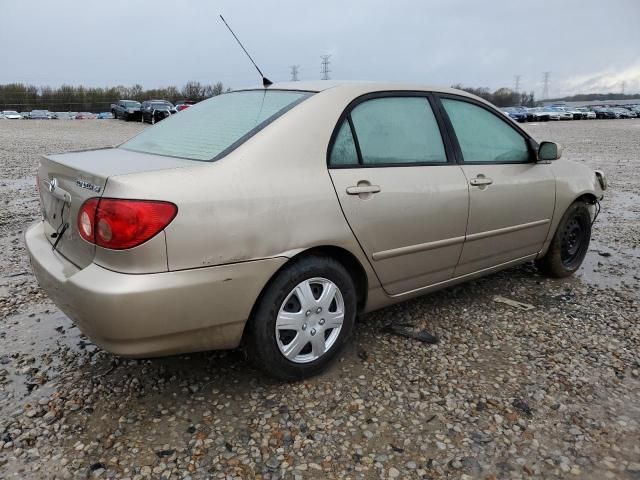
[290,65,300,82]
[320,55,331,80]
[622,81,626,95]
[542,72,550,100]
[514,75,521,94]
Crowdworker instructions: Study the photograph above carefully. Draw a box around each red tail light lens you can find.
[77,198,177,250]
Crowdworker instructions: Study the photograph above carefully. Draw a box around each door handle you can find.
[346,185,381,195]
[469,175,493,187]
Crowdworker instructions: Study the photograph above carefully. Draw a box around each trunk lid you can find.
[37,147,193,268]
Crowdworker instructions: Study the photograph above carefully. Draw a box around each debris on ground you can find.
[493,295,536,311]
[381,323,439,343]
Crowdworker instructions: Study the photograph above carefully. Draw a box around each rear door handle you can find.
[346,185,381,195]
[469,175,493,187]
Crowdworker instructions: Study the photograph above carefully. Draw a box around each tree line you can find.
[0,81,230,112]
[451,84,536,107]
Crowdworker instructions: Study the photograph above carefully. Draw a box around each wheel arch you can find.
[538,192,598,259]
[241,245,369,344]
[574,192,598,205]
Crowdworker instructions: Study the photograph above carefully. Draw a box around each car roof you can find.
[238,80,488,103]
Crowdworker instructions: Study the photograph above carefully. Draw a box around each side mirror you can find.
[538,141,562,161]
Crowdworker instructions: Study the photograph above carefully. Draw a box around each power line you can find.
[320,55,331,81]
[289,65,300,82]
[514,75,521,94]
[542,72,551,100]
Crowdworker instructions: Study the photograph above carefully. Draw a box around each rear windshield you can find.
[120,90,312,161]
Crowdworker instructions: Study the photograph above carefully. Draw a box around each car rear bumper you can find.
[25,221,286,357]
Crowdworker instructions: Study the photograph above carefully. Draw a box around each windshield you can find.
[121,90,312,161]
[123,101,140,108]
[3,111,19,115]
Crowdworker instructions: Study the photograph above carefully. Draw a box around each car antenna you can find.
[219,15,273,88]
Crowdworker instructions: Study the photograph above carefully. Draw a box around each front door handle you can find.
[346,185,381,195]
[469,175,493,187]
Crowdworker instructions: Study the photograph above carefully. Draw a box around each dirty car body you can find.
[25,82,606,379]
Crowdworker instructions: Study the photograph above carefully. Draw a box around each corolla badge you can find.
[76,179,101,193]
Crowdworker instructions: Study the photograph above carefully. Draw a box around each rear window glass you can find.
[120,90,312,161]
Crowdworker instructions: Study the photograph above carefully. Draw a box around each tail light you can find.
[77,198,177,250]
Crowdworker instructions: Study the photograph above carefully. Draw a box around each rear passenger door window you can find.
[350,97,447,165]
[441,98,531,163]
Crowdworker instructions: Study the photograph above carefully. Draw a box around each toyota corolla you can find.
[26,82,606,380]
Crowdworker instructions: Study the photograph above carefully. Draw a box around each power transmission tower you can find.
[290,65,300,82]
[320,55,331,80]
[514,75,521,94]
[622,81,626,95]
[542,72,551,100]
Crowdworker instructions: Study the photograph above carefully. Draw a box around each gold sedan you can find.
[26,82,606,379]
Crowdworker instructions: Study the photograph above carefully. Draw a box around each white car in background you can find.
[2,110,22,119]
[545,107,573,120]
[575,107,596,119]
[529,107,560,121]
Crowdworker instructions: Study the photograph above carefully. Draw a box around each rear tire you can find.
[245,255,357,381]
[536,201,591,278]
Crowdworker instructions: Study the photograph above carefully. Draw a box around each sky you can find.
[1,0,639,98]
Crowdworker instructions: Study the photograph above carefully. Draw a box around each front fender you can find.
[537,159,604,258]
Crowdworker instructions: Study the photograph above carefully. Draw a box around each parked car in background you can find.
[530,107,560,121]
[29,110,50,120]
[55,112,75,120]
[525,107,551,122]
[141,100,176,124]
[111,100,142,121]
[175,100,195,112]
[593,107,615,119]
[26,82,607,380]
[575,107,596,119]
[613,107,633,119]
[20,112,31,119]
[564,106,585,120]
[97,112,114,119]
[545,107,573,120]
[629,106,640,117]
[1,110,22,119]
[75,112,94,120]
[501,107,527,123]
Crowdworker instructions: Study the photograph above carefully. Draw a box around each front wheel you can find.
[245,255,357,380]
[536,201,592,278]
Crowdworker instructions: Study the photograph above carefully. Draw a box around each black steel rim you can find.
[560,215,588,268]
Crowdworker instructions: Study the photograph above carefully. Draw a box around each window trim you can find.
[434,93,539,165]
[327,91,455,169]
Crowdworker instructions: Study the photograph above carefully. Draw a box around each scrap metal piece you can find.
[493,296,535,311]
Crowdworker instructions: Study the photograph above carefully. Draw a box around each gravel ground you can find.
[0,118,638,480]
